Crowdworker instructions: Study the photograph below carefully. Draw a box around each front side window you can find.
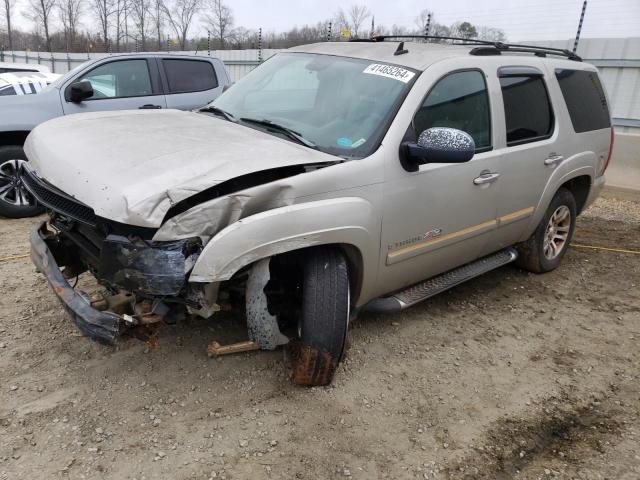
[211,53,417,159]
[413,70,492,151]
[500,74,553,145]
[163,59,218,93]
[78,59,152,100]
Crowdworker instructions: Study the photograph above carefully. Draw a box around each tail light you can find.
[601,126,615,174]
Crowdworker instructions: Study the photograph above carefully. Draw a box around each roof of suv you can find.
[289,41,591,72]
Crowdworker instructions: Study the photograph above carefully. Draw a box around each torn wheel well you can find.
[260,243,363,308]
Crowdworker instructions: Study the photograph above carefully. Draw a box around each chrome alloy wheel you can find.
[0,159,36,207]
[543,205,571,260]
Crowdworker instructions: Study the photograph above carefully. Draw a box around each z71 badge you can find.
[389,228,443,251]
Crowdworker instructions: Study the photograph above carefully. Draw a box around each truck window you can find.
[0,85,16,95]
[79,59,152,99]
[413,70,491,151]
[555,69,610,132]
[162,59,218,93]
[499,74,553,145]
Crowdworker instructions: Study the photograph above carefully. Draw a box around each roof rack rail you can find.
[349,35,582,62]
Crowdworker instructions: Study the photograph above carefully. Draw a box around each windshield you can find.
[210,52,417,158]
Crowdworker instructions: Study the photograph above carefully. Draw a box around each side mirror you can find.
[67,80,94,103]
[400,127,475,172]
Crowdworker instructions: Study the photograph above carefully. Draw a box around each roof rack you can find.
[350,35,582,62]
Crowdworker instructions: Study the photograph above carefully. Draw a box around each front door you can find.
[61,58,167,114]
[380,68,503,293]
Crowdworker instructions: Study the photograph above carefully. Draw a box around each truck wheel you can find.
[0,146,44,218]
[288,247,350,386]
[516,188,576,273]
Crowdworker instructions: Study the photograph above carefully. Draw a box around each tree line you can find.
[0,0,506,53]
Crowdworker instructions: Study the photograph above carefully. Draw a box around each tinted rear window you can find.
[163,59,218,93]
[555,69,610,133]
[500,75,554,145]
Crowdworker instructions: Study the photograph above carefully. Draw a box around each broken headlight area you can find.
[45,213,203,329]
[99,235,201,296]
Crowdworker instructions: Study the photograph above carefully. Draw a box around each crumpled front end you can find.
[30,217,204,344]
[23,162,209,344]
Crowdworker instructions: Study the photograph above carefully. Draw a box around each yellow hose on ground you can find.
[570,243,640,255]
[0,253,30,262]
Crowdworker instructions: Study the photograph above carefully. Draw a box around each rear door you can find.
[160,58,223,110]
[489,65,559,248]
[61,58,167,114]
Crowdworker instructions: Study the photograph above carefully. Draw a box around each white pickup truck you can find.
[0,53,230,218]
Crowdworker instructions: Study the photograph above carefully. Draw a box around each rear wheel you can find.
[516,188,576,273]
[286,247,350,386]
[0,146,44,218]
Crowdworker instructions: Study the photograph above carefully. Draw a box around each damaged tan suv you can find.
[24,37,613,386]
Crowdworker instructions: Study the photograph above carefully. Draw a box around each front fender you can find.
[189,197,379,302]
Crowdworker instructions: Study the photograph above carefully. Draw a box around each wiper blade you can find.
[200,105,237,123]
[240,117,317,148]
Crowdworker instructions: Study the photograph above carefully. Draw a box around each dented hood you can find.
[24,109,338,227]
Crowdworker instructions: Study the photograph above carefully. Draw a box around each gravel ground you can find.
[0,194,639,480]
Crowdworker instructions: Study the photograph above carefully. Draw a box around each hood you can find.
[24,109,338,227]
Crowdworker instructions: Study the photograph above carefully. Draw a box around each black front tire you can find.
[0,145,45,218]
[516,188,577,273]
[288,247,350,386]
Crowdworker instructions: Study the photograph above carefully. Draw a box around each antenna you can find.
[394,42,409,56]
[573,0,588,53]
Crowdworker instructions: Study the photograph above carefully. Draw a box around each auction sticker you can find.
[363,64,415,83]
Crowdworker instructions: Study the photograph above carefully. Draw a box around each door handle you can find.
[544,154,564,166]
[473,172,501,185]
[139,104,162,109]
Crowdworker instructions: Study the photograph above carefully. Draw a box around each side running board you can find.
[364,247,518,312]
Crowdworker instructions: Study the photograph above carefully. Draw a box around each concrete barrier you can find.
[607,132,640,191]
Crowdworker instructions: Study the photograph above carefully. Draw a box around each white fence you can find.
[0,49,283,82]
[1,38,638,131]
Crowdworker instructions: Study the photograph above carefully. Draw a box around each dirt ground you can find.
[0,193,639,480]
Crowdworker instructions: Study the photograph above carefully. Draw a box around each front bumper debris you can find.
[30,222,121,344]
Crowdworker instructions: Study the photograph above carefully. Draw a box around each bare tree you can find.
[429,22,451,41]
[204,0,232,48]
[390,24,409,36]
[450,21,477,39]
[162,0,200,50]
[113,0,127,51]
[414,9,433,35]
[23,0,56,51]
[130,0,150,49]
[3,0,17,50]
[151,0,163,49]
[333,8,349,36]
[348,4,370,38]
[58,0,83,50]
[91,0,114,49]
[477,25,506,42]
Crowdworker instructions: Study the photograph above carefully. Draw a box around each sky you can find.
[8,0,640,42]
